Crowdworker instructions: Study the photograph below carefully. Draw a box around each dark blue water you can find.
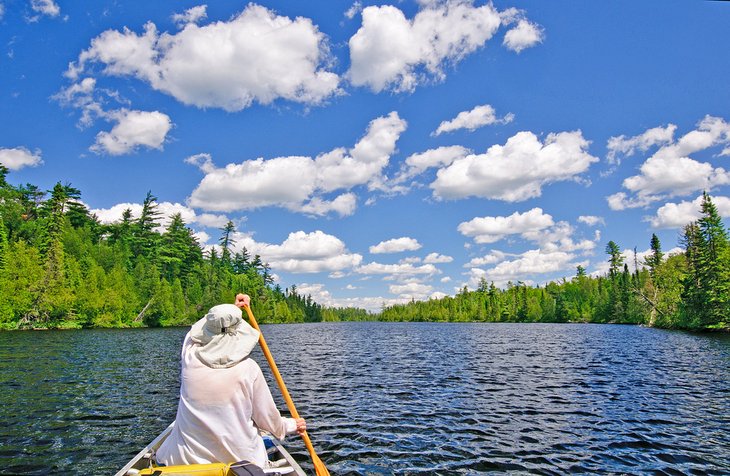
[0,323,728,475]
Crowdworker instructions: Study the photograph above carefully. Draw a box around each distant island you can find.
[0,166,727,332]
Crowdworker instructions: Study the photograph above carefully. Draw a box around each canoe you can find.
[115,422,307,476]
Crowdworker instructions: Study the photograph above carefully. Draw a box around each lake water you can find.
[0,322,728,475]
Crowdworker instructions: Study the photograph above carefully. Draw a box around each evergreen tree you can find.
[645,233,663,279]
[133,191,162,261]
[219,220,236,267]
[695,192,730,326]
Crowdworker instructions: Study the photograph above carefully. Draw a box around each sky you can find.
[1,0,730,312]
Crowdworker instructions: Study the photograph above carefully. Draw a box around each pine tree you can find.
[645,233,663,279]
[133,191,162,261]
[695,192,730,326]
[219,220,236,268]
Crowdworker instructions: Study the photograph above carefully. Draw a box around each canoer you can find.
[115,422,307,476]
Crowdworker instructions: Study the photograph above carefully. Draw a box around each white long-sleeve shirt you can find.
[155,329,296,467]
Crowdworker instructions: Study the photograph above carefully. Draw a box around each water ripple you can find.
[0,323,729,475]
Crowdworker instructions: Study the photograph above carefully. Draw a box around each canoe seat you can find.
[137,461,266,476]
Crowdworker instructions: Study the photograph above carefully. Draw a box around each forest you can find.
[0,166,369,329]
[0,165,728,331]
[381,192,730,331]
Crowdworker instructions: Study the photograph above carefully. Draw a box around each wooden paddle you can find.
[242,303,331,476]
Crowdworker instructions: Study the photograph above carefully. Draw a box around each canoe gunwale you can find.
[114,422,307,476]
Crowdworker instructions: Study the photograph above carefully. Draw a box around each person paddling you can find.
[155,294,306,469]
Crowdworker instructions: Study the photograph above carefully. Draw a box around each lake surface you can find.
[0,322,728,475]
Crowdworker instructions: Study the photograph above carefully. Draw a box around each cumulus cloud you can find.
[66,4,339,111]
[234,230,363,274]
[578,215,605,227]
[0,147,43,170]
[648,194,730,229]
[348,1,506,92]
[392,145,470,186]
[458,208,554,244]
[389,281,433,299]
[606,124,676,165]
[299,193,358,217]
[356,261,439,278]
[187,112,406,215]
[502,19,544,53]
[607,116,730,210]
[172,5,207,28]
[370,237,422,254]
[90,200,228,231]
[522,221,597,254]
[467,248,576,288]
[423,252,453,264]
[433,104,514,136]
[432,130,598,201]
[590,246,683,277]
[91,109,172,155]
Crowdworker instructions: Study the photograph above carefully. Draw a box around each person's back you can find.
[156,301,303,468]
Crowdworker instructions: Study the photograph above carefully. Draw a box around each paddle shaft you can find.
[242,304,325,470]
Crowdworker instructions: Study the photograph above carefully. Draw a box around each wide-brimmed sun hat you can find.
[189,304,260,369]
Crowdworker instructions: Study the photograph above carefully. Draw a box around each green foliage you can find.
[381,195,728,331]
[0,180,369,329]
[0,176,726,332]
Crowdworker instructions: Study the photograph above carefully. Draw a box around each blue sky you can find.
[2,0,730,311]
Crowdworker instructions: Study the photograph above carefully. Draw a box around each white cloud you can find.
[607,116,730,210]
[54,77,105,128]
[389,282,432,299]
[522,221,598,254]
[0,4,5,21]
[590,246,682,277]
[578,215,605,227]
[237,230,363,274]
[433,104,513,136]
[648,194,730,229]
[187,154,317,212]
[90,201,229,234]
[172,5,207,28]
[502,19,544,53]
[187,112,406,215]
[31,0,60,17]
[316,112,407,192]
[406,145,470,172]
[458,208,554,244]
[464,250,507,268]
[393,145,470,185]
[345,2,362,20]
[432,130,598,201]
[0,147,43,170]
[370,237,422,254]
[299,193,358,217]
[356,262,439,278]
[606,124,676,165]
[195,213,231,229]
[430,291,448,300]
[67,4,339,111]
[468,248,576,288]
[423,252,453,264]
[348,1,503,92]
[91,109,172,155]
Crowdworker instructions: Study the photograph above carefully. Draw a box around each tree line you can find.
[1,165,727,331]
[0,166,370,329]
[380,192,729,331]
